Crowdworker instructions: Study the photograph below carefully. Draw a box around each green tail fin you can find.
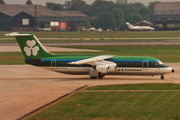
[5,32,54,59]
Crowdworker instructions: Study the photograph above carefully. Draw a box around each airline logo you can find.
[24,40,39,56]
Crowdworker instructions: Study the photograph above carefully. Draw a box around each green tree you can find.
[71,22,79,31]
[83,19,92,28]
[79,22,85,27]
[126,14,142,24]
[0,0,5,4]
[122,3,139,19]
[78,20,92,28]
[139,7,149,15]
[148,1,160,13]
[139,7,151,21]
[91,0,115,16]
[116,0,128,4]
[26,0,33,5]
[46,2,63,11]
[90,17,99,28]
[148,1,161,22]
[91,12,116,29]
[112,8,124,27]
[69,0,92,16]
[63,1,72,10]
[133,2,145,9]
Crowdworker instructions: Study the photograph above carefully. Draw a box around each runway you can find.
[1,39,180,46]
[0,63,180,120]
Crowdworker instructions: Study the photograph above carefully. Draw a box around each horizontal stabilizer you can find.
[5,32,32,37]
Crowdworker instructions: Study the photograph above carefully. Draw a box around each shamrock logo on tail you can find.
[24,40,39,56]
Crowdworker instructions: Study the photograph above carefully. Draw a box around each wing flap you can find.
[69,55,112,65]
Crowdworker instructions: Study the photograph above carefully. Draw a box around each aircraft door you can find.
[142,60,148,70]
[51,59,57,69]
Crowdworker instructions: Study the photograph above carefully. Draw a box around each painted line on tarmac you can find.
[0,82,20,92]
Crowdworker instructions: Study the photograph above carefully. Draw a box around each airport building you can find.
[0,4,88,31]
[133,20,153,27]
[154,2,180,31]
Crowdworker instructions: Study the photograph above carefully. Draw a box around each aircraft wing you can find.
[69,55,113,65]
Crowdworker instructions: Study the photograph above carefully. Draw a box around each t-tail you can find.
[125,22,133,29]
[5,32,54,59]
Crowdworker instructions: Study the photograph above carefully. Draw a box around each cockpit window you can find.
[155,62,159,65]
[152,61,163,65]
[158,61,163,64]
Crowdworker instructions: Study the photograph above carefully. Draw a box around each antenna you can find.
[34,4,37,31]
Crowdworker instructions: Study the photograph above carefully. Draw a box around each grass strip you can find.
[29,91,180,120]
[1,31,180,38]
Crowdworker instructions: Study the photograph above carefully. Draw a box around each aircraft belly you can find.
[45,67,92,74]
[43,66,171,76]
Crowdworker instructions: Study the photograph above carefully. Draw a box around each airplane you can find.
[82,27,102,32]
[5,32,174,79]
[125,22,155,31]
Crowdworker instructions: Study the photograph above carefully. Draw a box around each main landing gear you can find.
[89,69,105,79]
[90,73,105,79]
[161,75,164,80]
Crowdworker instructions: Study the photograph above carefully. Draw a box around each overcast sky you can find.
[4,0,180,6]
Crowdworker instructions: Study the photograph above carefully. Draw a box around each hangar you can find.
[133,20,153,28]
[0,4,88,31]
[154,2,180,31]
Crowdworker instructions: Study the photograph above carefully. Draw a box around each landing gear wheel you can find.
[161,75,164,80]
[98,73,105,79]
[98,75,105,79]
[90,77,97,79]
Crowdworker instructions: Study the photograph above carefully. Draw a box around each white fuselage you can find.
[126,22,155,31]
[45,66,173,76]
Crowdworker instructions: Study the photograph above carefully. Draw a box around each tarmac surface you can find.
[0,45,101,52]
[0,63,180,120]
[1,39,180,47]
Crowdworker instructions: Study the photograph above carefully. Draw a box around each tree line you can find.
[46,0,160,30]
[0,0,160,30]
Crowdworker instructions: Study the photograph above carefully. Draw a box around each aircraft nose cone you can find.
[172,69,175,73]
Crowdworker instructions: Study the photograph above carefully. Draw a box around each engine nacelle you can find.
[108,63,117,72]
[96,64,109,73]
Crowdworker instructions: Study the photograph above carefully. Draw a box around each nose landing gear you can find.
[161,75,164,80]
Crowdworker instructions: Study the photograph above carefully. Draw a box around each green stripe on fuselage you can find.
[26,55,159,61]
[25,55,168,68]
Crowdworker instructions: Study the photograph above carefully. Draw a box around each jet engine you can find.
[95,61,117,74]
[107,63,117,72]
[96,64,110,73]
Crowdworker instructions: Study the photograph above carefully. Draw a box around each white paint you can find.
[24,40,39,56]
[44,66,172,76]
